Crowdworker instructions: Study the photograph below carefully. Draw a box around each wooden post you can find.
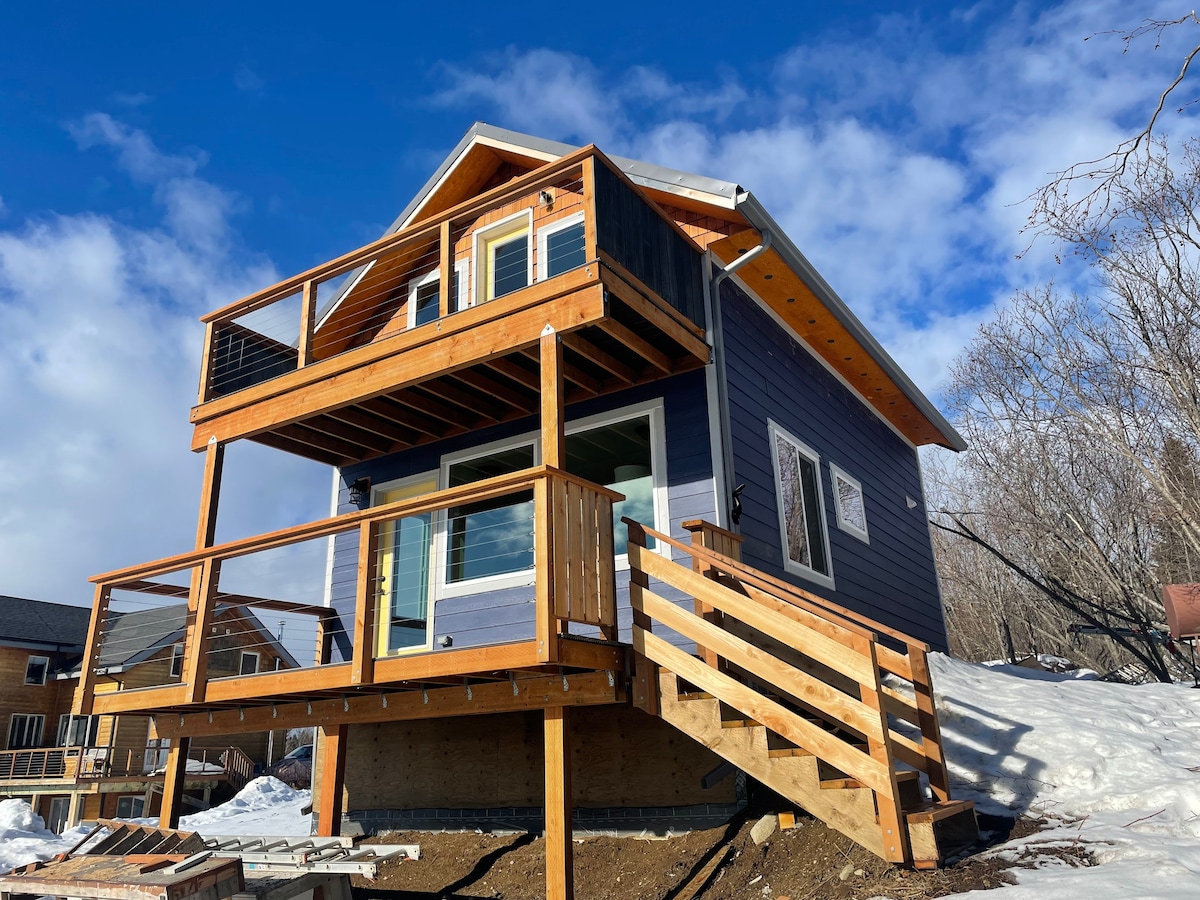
[626,520,658,716]
[351,521,378,685]
[861,645,910,864]
[581,156,598,263]
[158,737,190,829]
[299,279,317,367]
[197,321,216,404]
[534,477,558,664]
[683,520,743,670]
[909,648,951,801]
[544,706,573,900]
[314,725,348,837]
[182,559,220,704]
[540,329,564,468]
[195,440,225,550]
[73,584,111,717]
[439,220,454,318]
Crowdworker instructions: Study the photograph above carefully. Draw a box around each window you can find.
[444,440,537,586]
[768,421,834,588]
[8,714,44,749]
[407,261,469,327]
[830,464,869,543]
[57,714,99,747]
[374,473,438,656]
[24,655,48,685]
[115,795,145,819]
[170,643,184,678]
[239,652,260,675]
[474,212,532,304]
[537,213,586,279]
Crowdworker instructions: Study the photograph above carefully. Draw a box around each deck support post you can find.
[544,706,573,900]
[194,439,225,550]
[158,737,191,829]
[314,724,348,837]
[540,329,564,468]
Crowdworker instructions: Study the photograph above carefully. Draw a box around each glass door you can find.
[375,474,438,655]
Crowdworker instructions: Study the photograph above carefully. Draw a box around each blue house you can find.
[76,124,974,896]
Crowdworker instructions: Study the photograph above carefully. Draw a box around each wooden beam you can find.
[182,559,220,704]
[194,440,224,551]
[595,318,672,374]
[299,279,317,367]
[363,395,456,437]
[544,706,573,900]
[314,725,347,837]
[197,321,216,405]
[521,348,603,396]
[439,219,453,319]
[251,431,345,467]
[485,357,540,392]
[151,671,622,738]
[562,333,638,384]
[534,478,556,665]
[322,405,418,449]
[73,584,111,717]
[540,332,565,469]
[274,422,370,461]
[413,380,497,423]
[453,369,535,413]
[599,261,710,361]
[157,737,190,829]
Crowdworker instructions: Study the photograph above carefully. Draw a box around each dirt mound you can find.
[352,813,1083,899]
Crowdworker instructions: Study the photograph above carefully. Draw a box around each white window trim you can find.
[536,212,586,281]
[370,470,439,656]
[767,419,835,590]
[406,260,470,328]
[239,651,260,675]
[472,209,533,306]
[829,463,870,544]
[170,643,184,678]
[25,655,49,686]
[436,434,541,600]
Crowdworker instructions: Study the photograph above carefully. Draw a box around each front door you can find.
[375,474,437,655]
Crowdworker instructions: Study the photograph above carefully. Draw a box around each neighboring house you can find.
[75,124,976,896]
[0,595,291,832]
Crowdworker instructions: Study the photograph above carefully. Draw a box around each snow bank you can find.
[0,799,80,873]
[176,775,311,836]
[928,653,1200,897]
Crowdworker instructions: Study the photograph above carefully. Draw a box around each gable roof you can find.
[98,603,300,671]
[391,123,964,451]
[0,595,92,650]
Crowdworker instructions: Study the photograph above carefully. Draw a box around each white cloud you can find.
[0,118,327,606]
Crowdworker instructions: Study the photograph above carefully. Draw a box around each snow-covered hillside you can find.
[1,657,1197,898]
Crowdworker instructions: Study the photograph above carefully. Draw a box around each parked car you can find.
[267,744,312,788]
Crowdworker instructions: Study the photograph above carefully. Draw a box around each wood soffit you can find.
[708,228,953,449]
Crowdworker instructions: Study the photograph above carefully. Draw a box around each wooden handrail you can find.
[200,146,599,325]
[93,466,622,585]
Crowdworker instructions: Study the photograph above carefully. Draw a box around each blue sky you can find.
[1,1,1196,604]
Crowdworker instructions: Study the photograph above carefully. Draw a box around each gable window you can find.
[407,261,469,327]
[537,213,586,279]
[474,211,532,304]
[830,464,869,543]
[24,655,49,686]
[239,651,260,675]
[768,421,834,588]
[8,714,44,749]
[170,643,184,678]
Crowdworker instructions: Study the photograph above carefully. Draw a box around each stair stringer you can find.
[655,673,886,859]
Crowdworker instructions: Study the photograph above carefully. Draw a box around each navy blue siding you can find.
[327,370,717,656]
[720,280,948,651]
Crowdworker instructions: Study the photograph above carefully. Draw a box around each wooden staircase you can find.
[625,519,978,869]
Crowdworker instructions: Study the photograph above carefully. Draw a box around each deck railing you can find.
[0,745,250,783]
[77,467,621,715]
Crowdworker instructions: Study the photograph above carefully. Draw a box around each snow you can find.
[925,653,1200,897]
[2,658,1198,896]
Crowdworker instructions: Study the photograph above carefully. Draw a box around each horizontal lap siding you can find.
[720,280,948,650]
[329,370,716,654]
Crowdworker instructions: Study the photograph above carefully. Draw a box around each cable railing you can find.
[77,467,622,715]
[0,745,249,783]
[199,154,593,404]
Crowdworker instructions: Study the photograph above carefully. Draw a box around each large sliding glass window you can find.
[445,444,537,584]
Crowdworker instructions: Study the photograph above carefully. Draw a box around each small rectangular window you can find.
[538,213,586,279]
[8,714,45,749]
[115,795,145,818]
[239,652,260,675]
[170,643,184,678]
[411,276,440,327]
[25,656,49,686]
[769,421,834,587]
[830,464,869,543]
[475,212,532,305]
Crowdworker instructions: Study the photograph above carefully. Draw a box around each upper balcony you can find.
[190,146,712,466]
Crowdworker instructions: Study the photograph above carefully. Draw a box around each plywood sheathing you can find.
[709,229,954,448]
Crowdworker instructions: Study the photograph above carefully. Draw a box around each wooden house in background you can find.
[0,594,289,831]
[74,124,976,898]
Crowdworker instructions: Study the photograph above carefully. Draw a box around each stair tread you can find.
[905,799,975,824]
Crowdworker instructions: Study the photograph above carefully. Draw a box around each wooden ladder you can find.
[626,519,978,869]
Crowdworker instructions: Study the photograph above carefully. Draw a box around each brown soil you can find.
[350,813,1089,900]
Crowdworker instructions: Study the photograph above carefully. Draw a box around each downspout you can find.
[709,222,772,530]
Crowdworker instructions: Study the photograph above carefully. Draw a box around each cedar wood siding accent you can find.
[720,279,949,651]
[330,370,716,656]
